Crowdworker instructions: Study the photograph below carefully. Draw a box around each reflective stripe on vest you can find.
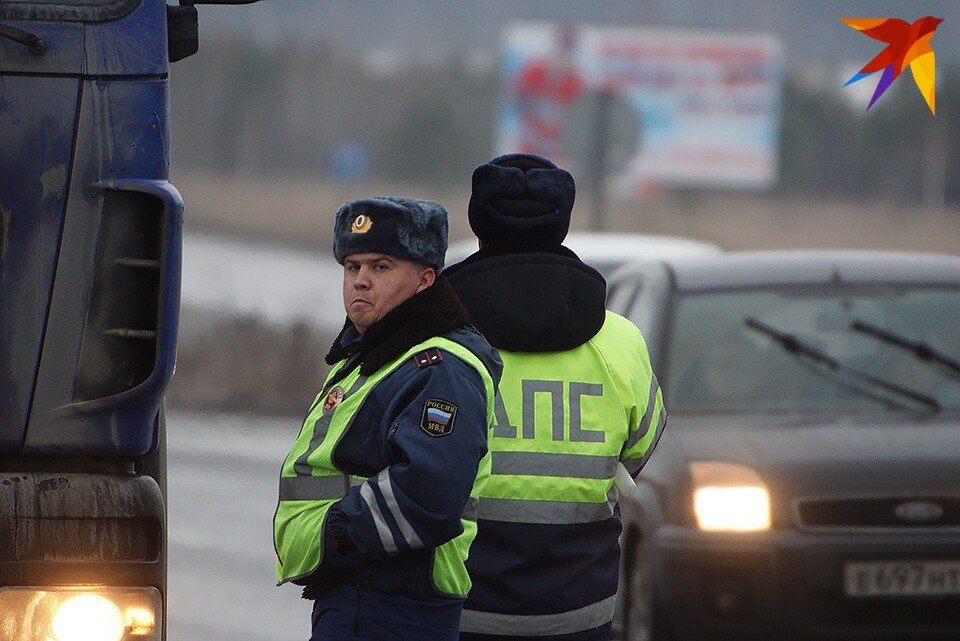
[477,484,618,525]
[278,475,349,501]
[459,595,617,636]
[273,335,494,596]
[490,451,618,479]
[280,474,481,520]
[624,373,662,451]
[621,373,666,475]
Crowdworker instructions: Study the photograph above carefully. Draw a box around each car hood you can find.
[665,412,960,499]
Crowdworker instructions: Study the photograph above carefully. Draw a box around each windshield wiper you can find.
[744,317,941,413]
[851,319,960,380]
[0,23,47,54]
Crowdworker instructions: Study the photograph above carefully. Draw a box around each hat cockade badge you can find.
[351,214,373,234]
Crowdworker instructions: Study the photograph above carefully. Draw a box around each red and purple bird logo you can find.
[841,16,942,114]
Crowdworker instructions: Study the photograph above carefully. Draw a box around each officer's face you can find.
[343,253,436,333]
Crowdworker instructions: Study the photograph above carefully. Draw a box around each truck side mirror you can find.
[167,0,262,63]
[167,4,198,63]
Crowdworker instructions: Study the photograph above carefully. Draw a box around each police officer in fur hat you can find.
[444,156,666,641]
[274,196,502,641]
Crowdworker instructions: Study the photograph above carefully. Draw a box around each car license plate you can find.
[845,560,960,597]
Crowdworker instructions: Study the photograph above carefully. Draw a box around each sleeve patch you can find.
[412,348,444,369]
[420,398,458,437]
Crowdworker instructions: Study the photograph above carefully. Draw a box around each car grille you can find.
[797,496,960,529]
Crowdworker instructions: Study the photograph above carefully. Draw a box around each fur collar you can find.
[325,277,472,375]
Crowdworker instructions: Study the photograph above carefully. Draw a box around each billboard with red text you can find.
[498,23,784,193]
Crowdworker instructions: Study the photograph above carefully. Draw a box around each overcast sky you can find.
[197,0,960,70]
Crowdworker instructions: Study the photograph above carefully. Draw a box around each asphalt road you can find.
[167,410,311,641]
[166,410,637,641]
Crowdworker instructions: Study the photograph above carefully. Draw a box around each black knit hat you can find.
[468,153,575,248]
[333,196,449,271]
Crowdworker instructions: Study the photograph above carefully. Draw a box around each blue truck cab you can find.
[0,1,254,638]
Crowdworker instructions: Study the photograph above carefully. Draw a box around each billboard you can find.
[498,23,784,192]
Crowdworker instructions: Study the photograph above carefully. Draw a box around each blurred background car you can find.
[446,232,721,279]
[608,250,960,641]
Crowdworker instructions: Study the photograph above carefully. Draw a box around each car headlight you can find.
[691,462,771,532]
[0,587,160,641]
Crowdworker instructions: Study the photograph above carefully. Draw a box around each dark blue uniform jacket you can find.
[300,279,501,600]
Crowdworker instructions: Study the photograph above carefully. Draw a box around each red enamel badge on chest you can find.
[323,386,344,411]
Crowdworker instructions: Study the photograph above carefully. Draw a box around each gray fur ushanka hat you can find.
[332,196,449,271]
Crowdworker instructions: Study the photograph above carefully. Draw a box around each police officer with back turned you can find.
[274,196,502,641]
[444,155,666,641]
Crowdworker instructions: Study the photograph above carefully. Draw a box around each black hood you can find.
[443,245,606,352]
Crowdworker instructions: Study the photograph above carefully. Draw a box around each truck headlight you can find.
[0,587,160,641]
[52,594,125,641]
[691,462,771,532]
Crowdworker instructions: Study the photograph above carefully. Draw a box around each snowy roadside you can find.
[171,231,342,415]
[181,231,345,328]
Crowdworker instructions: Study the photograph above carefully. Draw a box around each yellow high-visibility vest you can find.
[274,336,495,597]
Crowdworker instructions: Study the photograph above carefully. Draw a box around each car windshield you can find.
[665,284,960,414]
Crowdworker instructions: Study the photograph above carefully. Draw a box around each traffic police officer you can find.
[444,155,666,641]
[274,196,502,641]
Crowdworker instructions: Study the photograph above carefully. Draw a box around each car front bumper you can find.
[654,525,960,641]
